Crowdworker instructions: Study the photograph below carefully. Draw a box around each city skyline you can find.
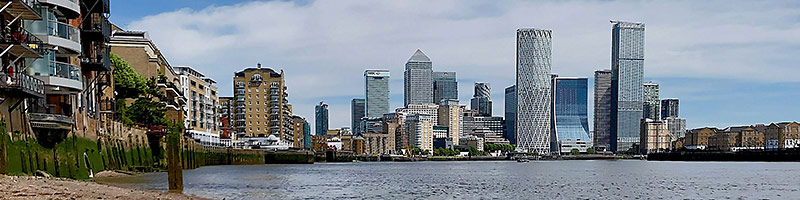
[112,1,800,131]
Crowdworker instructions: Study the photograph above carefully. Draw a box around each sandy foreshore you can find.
[0,174,207,200]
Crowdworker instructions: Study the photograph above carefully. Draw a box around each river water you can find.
[96,160,800,199]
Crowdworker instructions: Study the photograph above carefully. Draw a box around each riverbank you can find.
[0,174,206,199]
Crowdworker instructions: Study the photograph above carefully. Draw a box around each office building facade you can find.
[504,85,517,144]
[365,69,390,118]
[516,28,552,154]
[554,77,591,152]
[661,99,679,119]
[433,71,457,104]
[351,98,365,134]
[471,82,492,116]
[315,101,329,136]
[593,70,613,150]
[404,49,433,106]
[643,82,660,120]
[611,20,645,152]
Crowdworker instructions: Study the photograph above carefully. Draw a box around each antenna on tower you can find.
[257,63,262,68]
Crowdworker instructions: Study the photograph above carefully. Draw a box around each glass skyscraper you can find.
[433,71,458,104]
[554,77,591,150]
[365,70,390,118]
[661,98,679,119]
[643,82,660,120]
[593,70,613,150]
[315,101,329,136]
[611,20,645,152]
[404,49,433,106]
[471,82,492,116]
[516,28,552,154]
[504,85,517,144]
[351,98,365,134]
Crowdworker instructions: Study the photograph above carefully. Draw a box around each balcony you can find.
[80,40,110,71]
[29,19,81,53]
[0,27,44,59]
[38,0,80,18]
[0,0,43,21]
[81,13,110,41]
[32,61,82,91]
[0,72,44,98]
[29,112,73,130]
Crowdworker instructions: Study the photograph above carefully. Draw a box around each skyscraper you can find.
[553,77,591,152]
[433,71,458,104]
[516,28,553,154]
[404,49,433,106]
[504,85,517,144]
[593,70,613,150]
[611,20,645,152]
[471,82,492,116]
[365,70,390,118]
[351,98,365,135]
[315,102,329,136]
[661,99,679,119]
[643,82,660,120]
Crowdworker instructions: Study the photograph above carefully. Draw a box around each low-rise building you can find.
[640,119,673,154]
[685,127,719,150]
[362,132,395,155]
[765,122,800,150]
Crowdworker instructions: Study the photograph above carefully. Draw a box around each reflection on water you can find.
[97,161,800,199]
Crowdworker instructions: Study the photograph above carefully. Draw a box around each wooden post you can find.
[0,132,6,175]
[167,123,183,193]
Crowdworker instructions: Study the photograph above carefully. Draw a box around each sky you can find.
[110,0,800,133]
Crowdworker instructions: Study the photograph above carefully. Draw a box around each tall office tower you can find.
[471,82,492,116]
[232,64,293,146]
[433,71,458,104]
[351,98,366,135]
[404,49,434,106]
[661,99,679,119]
[611,20,645,152]
[315,101,329,136]
[549,74,558,153]
[438,99,462,145]
[593,70,613,150]
[643,82,660,120]
[553,77,591,153]
[516,28,553,154]
[504,85,517,144]
[365,70,390,118]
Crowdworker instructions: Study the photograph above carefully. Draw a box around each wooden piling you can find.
[167,124,183,193]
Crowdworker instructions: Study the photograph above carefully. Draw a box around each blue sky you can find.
[111,0,800,132]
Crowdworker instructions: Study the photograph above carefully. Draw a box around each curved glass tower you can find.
[554,77,591,148]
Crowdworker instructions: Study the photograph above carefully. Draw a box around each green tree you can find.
[422,150,430,155]
[412,147,421,155]
[587,148,596,154]
[111,53,149,99]
[571,148,580,155]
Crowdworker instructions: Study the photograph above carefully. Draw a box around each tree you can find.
[422,150,430,155]
[587,148,596,154]
[571,148,580,155]
[412,147,421,155]
[111,53,149,99]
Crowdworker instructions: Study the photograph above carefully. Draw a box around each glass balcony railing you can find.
[48,20,80,43]
[49,61,81,81]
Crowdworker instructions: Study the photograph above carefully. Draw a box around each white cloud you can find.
[125,0,800,130]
